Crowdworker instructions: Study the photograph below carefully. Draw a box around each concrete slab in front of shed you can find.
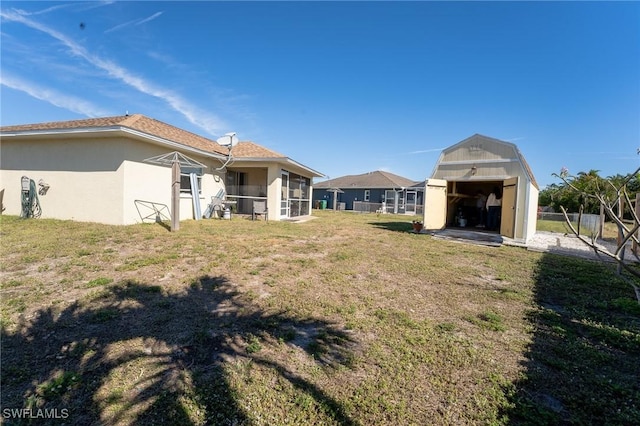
[430,228,503,247]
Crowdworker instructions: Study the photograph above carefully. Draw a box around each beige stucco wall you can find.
[1,137,127,224]
[120,139,224,223]
[1,131,318,225]
[267,164,282,218]
[1,136,226,225]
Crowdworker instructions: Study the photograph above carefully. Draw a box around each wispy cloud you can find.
[1,8,226,136]
[29,4,75,16]
[407,147,445,154]
[104,18,139,34]
[104,11,163,34]
[13,1,113,16]
[1,73,111,117]
[137,11,163,26]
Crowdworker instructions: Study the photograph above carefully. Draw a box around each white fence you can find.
[352,201,424,215]
[538,212,600,236]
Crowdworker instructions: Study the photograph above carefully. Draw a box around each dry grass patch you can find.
[1,212,638,425]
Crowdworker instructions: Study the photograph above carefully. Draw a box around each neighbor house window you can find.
[364,190,370,201]
[180,167,203,194]
[384,190,396,205]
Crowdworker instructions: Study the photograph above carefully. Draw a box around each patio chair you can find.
[252,200,268,221]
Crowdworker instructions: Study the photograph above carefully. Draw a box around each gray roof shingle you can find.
[315,170,419,189]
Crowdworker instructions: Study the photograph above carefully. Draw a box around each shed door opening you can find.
[500,177,518,238]
[424,179,517,235]
[423,179,447,230]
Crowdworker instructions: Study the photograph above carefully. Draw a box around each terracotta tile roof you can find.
[0,116,126,132]
[315,170,418,189]
[0,114,229,155]
[1,114,323,176]
[231,141,285,158]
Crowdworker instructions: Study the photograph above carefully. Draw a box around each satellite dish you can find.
[217,132,238,148]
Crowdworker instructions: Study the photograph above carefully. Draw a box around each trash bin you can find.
[320,200,327,210]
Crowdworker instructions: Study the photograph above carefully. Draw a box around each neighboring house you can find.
[314,170,423,214]
[0,114,322,225]
[424,134,539,243]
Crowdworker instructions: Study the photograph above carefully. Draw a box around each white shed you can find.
[423,134,539,243]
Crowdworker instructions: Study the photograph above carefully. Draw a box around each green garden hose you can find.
[20,177,42,218]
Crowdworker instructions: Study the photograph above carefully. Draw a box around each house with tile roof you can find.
[0,114,322,225]
[314,170,423,214]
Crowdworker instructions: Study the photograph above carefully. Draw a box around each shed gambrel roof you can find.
[433,134,539,189]
[315,170,419,189]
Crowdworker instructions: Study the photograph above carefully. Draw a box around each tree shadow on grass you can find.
[367,221,415,233]
[1,276,358,425]
[501,253,640,425]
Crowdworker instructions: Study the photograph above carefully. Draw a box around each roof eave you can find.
[0,126,228,161]
[233,156,324,178]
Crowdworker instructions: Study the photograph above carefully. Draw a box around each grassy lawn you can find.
[1,211,638,425]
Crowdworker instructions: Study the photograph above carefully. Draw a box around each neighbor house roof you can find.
[0,114,323,177]
[315,170,418,189]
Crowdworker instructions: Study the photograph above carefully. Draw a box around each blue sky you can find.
[1,1,638,188]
